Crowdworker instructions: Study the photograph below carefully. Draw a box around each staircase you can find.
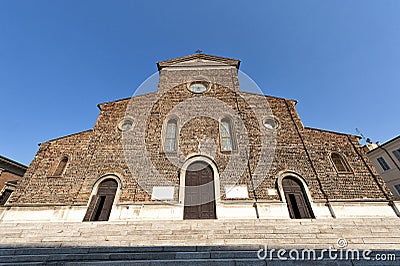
[0,218,400,265]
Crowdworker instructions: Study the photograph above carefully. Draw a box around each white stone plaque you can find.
[151,186,175,200]
[225,185,249,199]
[267,189,277,196]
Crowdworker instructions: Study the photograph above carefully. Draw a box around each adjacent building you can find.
[366,136,400,200]
[0,155,27,206]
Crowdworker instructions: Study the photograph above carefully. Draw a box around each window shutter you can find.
[0,189,13,205]
[393,149,400,162]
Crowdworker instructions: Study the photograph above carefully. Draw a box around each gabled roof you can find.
[375,135,400,148]
[157,53,241,71]
[0,155,27,170]
[0,155,27,176]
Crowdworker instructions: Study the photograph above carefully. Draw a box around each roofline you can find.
[97,96,132,110]
[39,129,93,144]
[157,53,241,71]
[304,126,361,138]
[0,155,28,170]
[240,91,298,104]
[241,92,358,138]
[97,91,158,110]
[94,90,298,113]
[374,135,400,148]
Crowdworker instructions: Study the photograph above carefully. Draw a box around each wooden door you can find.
[184,162,216,219]
[0,189,13,206]
[83,179,118,221]
[282,177,314,219]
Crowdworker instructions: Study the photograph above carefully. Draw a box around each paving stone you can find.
[1,218,400,263]
[210,250,258,259]
[175,251,210,259]
[362,238,400,244]
[266,260,352,265]
[163,246,197,252]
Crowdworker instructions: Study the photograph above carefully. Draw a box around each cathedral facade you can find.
[1,54,398,222]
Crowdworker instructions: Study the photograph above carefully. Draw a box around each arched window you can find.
[220,118,233,151]
[53,156,68,176]
[331,153,350,173]
[165,119,178,152]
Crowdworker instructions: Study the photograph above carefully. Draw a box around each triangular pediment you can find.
[157,54,240,70]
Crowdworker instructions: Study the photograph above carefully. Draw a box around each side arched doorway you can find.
[282,177,314,219]
[184,161,216,219]
[83,179,118,221]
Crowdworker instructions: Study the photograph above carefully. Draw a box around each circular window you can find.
[263,117,279,130]
[118,118,133,131]
[188,82,207,94]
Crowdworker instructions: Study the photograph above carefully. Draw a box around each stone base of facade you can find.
[330,201,399,218]
[1,200,398,222]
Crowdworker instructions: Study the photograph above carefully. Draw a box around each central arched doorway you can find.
[282,177,314,219]
[83,179,118,221]
[184,161,216,219]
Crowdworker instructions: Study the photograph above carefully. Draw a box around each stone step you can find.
[3,220,400,230]
[2,217,398,224]
[0,252,262,263]
[0,246,260,256]
[3,229,400,237]
[0,260,398,266]
[2,218,400,265]
[1,219,400,250]
[0,246,263,265]
[0,259,267,266]
[2,220,400,231]
[0,247,399,265]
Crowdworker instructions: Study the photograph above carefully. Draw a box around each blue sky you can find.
[1,1,399,165]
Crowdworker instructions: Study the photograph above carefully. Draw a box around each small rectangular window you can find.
[394,184,400,196]
[377,157,390,171]
[393,149,400,163]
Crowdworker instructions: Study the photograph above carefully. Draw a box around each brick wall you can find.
[8,86,391,206]
[0,171,21,189]
[7,56,392,206]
